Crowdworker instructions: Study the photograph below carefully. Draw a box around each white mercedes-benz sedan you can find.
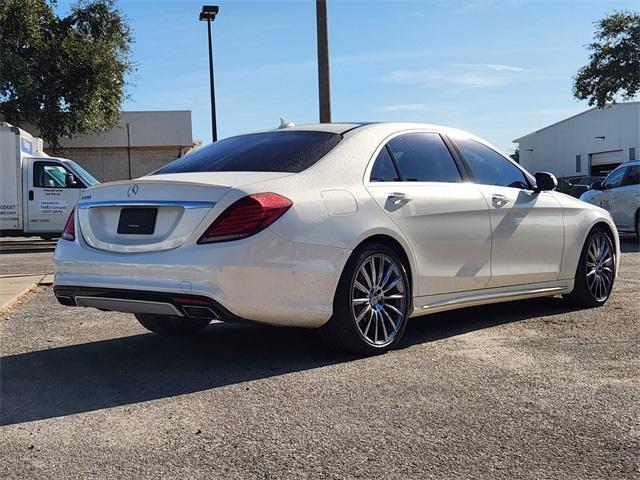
[53,123,620,354]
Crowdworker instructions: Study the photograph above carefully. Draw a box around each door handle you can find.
[388,192,411,205]
[29,190,34,201]
[491,194,510,208]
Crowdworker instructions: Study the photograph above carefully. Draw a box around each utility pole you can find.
[316,0,331,123]
[126,122,131,179]
[199,5,219,142]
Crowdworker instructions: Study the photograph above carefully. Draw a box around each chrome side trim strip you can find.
[74,296,184,317]
[77,200,216,209]
[421,286,568,310]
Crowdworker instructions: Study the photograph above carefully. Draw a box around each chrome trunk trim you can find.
[77,200,216,209]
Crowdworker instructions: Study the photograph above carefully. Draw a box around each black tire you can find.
[135,313,211,336]
[565,226,616,307]
[318,242,411,355]
[635,211,640,241]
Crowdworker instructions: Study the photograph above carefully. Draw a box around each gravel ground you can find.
[0,237,55,276]
[0,238,638,479]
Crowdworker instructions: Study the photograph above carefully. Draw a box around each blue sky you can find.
[59,0,637,153]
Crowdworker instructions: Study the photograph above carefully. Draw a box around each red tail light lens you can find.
[197,193,292,244]
[61,208,75,241]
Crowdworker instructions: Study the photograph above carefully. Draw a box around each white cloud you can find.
[385,69,441,84]
[384,62,528,88]
[453,73,509,87]
[486,64,526,72]
[377,103,434,112]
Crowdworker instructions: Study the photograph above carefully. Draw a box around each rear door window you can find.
[385,133,462,183]
[454,138,530,189]
[153,131,342,174]
[370,147,401,182]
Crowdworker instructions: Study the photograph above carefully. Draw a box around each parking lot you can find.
[0,237,638,479]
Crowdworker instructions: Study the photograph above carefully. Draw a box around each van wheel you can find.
[135,313,211,336]
[565,226,615,307]
[319,243,410,355]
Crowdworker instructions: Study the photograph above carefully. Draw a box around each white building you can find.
[514,102,639,177]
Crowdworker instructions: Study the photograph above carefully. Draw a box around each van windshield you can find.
[68,162,99,186]
[152,131,342,175]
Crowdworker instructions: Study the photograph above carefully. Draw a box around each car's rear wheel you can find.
[319,243,410,355]
[135,313,211,336]
[565,226,615,307]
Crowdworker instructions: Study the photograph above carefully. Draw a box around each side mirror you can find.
[534,172,557,192]
[65,172,78,188]
[591,181,602,190]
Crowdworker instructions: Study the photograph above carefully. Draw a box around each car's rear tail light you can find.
[197,193,292,244]
[61,209,75,241]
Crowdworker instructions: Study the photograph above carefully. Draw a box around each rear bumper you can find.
[53,228,351,328]
[53,285,252,324]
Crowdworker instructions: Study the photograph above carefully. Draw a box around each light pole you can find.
[199,5,219,142]
[316,0,331,123]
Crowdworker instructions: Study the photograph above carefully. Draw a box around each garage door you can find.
[590,150,623,176]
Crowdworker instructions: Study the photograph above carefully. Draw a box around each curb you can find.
[0,277,42,316]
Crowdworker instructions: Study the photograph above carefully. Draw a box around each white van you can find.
[0,123,99,239]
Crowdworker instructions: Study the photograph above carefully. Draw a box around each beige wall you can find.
[52,146,189,182]
[54,111,193,149]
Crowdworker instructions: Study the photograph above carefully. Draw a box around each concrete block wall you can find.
[50,146,188,182]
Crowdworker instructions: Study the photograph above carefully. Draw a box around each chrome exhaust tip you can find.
[182,305,219,320]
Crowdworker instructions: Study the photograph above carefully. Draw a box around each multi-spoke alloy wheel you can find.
[352,254,407,347]
[319,243,410,355]
[585,232,614,302]
[566,227,615,307]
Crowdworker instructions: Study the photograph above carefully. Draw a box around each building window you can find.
[575,154,581,173]
[630,147,636,161]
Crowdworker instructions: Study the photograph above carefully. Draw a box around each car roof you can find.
[611,160,640,172]
[276,123,365,134]
[272,122,459,136]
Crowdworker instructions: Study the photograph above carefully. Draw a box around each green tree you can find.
[0,0,134,148]
[573,11,640,107]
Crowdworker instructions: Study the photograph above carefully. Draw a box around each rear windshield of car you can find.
[152,131,342,175]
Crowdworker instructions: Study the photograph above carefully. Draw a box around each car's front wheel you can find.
[319,243,411,355]
[135,313,211,336]
[565,226,615,307]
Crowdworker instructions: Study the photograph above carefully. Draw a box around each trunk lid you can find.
[77,172,291,253]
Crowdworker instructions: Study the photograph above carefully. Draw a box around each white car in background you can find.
[53,123,620,355]
[580,160,640,238]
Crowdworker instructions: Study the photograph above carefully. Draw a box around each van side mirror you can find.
[65,172,78,188]
[534,172,557,192]
[591,180,602,190]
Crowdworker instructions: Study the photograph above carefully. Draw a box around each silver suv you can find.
[580,160,640,238]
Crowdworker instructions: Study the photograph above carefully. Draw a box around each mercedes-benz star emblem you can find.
[127,184,139,198]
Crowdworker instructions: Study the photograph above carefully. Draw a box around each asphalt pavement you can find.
[0,237,638,479]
